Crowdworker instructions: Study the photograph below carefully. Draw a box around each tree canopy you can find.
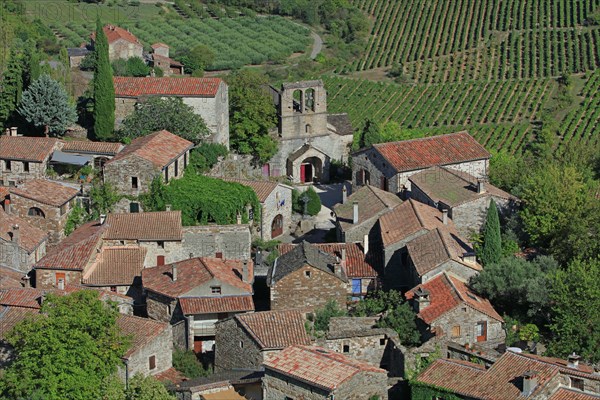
[0,290,130,400]
[175,44,215,76]
[117,97,210,145]
[92,17,116,141]
[112,57,151,77]
[480,199,502,266]
[17,74,77,136]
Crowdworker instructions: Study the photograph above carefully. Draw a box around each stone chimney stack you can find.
[567,353,580,369]
[521,371,538,396]
[172,264,177,281]
[342,185,347,204]
[334,260,342,277]
[414,287,430,313]
[166,204,172,211]
[11,224,19,245]
[363,234,369,255]
[442,209,448,225]
[5,199,11,214]
[242,260,250,283]
[100,214,106,225]
[341,248,346,263]
[477,179,485,194]
[353,201,359,224]
[236,213,242,225]
[10,127,17,136]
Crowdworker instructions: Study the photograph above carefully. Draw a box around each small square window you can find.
[110,286,117,293]
[148,355,156,370]
[157,241,165,249]
[305,270,311,278]
[23,162,29,172]
[131,176,138,189]
[451,325,461,338]
[343,344,350,353]
[571,377,584,391]
[380,338,386,346]
[211,286,221,294]
[239,341,244,349]
[5,160,11,171]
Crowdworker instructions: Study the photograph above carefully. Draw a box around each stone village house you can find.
[0,208,47,274]
[406,272,505,346]
[221,178,293,241]
[90,25,143,62]
[265,80,354,183]
[415,350,600,399]
[352,131,490,196]
[214,309,311,372]
[103,130,193,212]
[0,133,60,185]
[142,257,254,354]
[263,345,388,400]
[113,77,229,148]
[409,165,519,236]
[268,241,348,313]
[146,43,184,76]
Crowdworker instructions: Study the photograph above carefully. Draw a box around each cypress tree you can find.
[481,198,502,266]
[92,18,115,141]
[24,40,40,88]
[0,48,23,128]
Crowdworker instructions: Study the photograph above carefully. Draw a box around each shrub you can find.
[292,187,321,216]
[313,300,347,332]
[172,349,208,379]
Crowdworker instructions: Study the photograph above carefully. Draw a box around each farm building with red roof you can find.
[113,77,229,148]
[90,25,143,61]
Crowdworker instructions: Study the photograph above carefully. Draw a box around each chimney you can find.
[236,213,242,225]
[413,287,430,313]
[334,260,342,277]
[4,128,9,136]
[442,209,448,225]
[4,199,11,214]
[57,279,64,290]
[10,127,17,136]
[477,179,485,194]
[353,201,359,224]
[99,214,106,225]
[172,264,177,281]
[11,224,19,245]
[567,353,580,369]
[165,204,171,211]
[363,234,369,255]
[341,248,346,262]
[521,371,538,396]
[242,260,250,283]
[342,185,347,204]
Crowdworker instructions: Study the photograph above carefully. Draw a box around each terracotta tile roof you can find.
[278,242,380,278]
[517,353,600,380]
[155,367,187,384]
[0,187,9,198]
[151,42,169,49]
[379,199,463,247]
[234,310,311,350]
[114,77,222,98]
[10,179,79,207]
[414,358,486,396]
[0,266,25,289]
[142,257,253,299]
[368,131,490,173]
[60,140,123,156]
[409,166,517,207]
[406,273,502,324]
[0,288,45,309]
[104,211,182,241]
[82,247,147,286]
[334,185,402,232]
[91,25,141,45]
[35,221,106,271]
[264,345,386,391]
[106,130,193,170]
[151,54,183,67]
[550,388,600,400]
[220,178,279,203]
[0,305,38,339]
[179,295,254,315]
[116,314,170,358]
[406,228,480,277]
[0,209,47,253]
[0,136,58,162]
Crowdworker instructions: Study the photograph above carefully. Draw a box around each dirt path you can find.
[310,31,323,59]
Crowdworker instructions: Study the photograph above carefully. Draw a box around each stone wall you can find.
[335,371,388,400]
[328,316,378,331]
[35,268,82,289]
[1,159,48,184]
[146,291,180,324]
[119,323,173,380]
[214,317,264,371]
[263,369,331,400]
[451,195,514,238]
[260,185,292,241]
[430,305,505,346]
[270,265,348,313]
[180,225,251,261]
[104,155,158,196]
[114,97,137,128]
[109,39,143,61]
[320,332,390,369]
[182,82,230,149]
[382,230,427,291]
[10,194,73,244]
[0,238,46,274]
[338,213,383,244]
[419,260,479,286]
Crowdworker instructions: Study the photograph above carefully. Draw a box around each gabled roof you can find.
[0,209,47,253]
[10,179,79,207]
[269,241,347,285]
[116,314,170,358]
[264,345,386,391]
[333,185,402,231]
[278,242,380,278]
[406,228,480,277]
[220,178,281,203]
[327,113,354,136]
[517,353,600,381]
[35,220,106,271]
[60,140,123,156]
[416,351,562,400]
[151,54,184,67]
[142,257,253,299]
[409,166,517,207]
[0,287,45,309]
[379,199,460,247]
[82,247,147,286]
[151,42,169,49]
[0,136,58,162]
[234,310,311,350]
[0,305,38,339]
[91,25,141,45]
[106,130,193,170]
[104,211,182,241]
[179,295,254,315]
[114,77,222,98]
[406,273,503,325]
[362,131,490,173]
[550,388,600,400]
[288,144,328,163]
[0,266,25,289]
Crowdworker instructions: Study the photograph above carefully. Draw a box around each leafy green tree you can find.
[376,300,420,346]
[64,203,89,236]
[80,51,97,71]
[352,290,404,316]
[0,290,130,400]
[0,47,23,128]
[547,258,600,363]
[172,349,208,379]
[292,187,321,216]
[89,180,121,219]
[187,143,229,173]
[313,299,347,332]
[17,75,77,136]
[358,119,382,149]
[112,57,150,77]
[117,97,209,144]
[176,44,215,75]
[489,150,525,192]
[480,199,502,266]
[92,17,116,141]
[226,69,278,163]
[125,375,176,400]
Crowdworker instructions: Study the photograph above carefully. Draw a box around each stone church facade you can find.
[266,80,354,183]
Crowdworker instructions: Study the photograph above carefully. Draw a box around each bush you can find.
[172,349,208,379]
[188,143,228,173]
[292,187,321,216]
[313,300,347,332]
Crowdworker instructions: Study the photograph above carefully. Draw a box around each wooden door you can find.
[476,321,487,342]
[157,255,165,266]
[300,164,306,182]
[193,338,202,354]
[271,214,283,238]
